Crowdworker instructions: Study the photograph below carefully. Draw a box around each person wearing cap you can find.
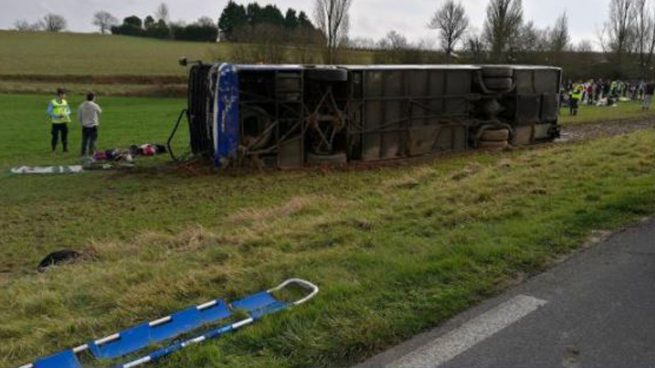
[77,92,102,157]
[47,88,72,154]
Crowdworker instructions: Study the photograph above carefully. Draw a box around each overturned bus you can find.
[170,63,561,168]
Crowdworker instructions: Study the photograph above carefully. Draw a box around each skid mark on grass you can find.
[96,226,237,262]
[450,163,484,181]
[384,176,421,190]
[228,194,347,224]
[382,167,438,190]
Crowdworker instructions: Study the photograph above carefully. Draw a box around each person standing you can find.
[570,84,583,116]
[587,81,595,105]
[642,81,655,111]
[77,92,102,157]
[47,88,71,154]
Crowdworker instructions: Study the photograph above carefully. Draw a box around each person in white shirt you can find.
[77,92,102,157]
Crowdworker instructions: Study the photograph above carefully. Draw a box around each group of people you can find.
[563,79,655,115]
[46,88,102,157]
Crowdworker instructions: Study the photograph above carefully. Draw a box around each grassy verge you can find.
[559,100,655,125]
[0,94,187,169]
[1,94,655,367]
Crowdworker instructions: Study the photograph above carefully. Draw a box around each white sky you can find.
[0,0,609,48]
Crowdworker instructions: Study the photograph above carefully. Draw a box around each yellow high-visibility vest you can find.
[51,99,71,124]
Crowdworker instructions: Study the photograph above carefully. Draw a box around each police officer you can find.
[570,85,583,116]
[47,88,72,154]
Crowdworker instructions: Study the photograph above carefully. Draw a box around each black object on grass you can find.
[37,249,81,272]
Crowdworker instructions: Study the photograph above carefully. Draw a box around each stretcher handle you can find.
[267,278,319,306]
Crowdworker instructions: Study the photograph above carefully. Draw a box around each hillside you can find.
[0,30,377,96]
[0,30,225,76]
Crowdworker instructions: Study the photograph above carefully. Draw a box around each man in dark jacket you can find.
[642,81,655,110]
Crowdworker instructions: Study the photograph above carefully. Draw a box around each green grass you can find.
[0,30,376,97]
[0,94,187,168]
[0,31,224,76]
[559,100,655,125]
[2,94,655,367]
[0,31,375,77]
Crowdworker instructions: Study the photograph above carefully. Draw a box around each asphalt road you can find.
[359,218,655,368]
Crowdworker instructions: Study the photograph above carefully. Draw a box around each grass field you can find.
[0,30,376,97]
[0,31,225,76]
[0,94,187,168]
[2,93,655,367]
[0,31,375,76]
[559,100,655,125]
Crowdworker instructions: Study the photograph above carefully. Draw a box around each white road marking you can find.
[390,294,548,368]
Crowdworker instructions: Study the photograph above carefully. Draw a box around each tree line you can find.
[108,3,218,42]
[346,0,655,79]
[13,3,219,42]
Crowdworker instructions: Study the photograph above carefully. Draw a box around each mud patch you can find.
[559,118,655,142]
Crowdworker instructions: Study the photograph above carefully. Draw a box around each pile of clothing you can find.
[93,144,167,162]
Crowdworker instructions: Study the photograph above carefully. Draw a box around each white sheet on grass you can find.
[10,165,84,175]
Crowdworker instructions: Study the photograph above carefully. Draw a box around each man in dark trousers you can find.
[77,92,102,157]
[569,84,584,116]
[642,81,655,111]
[46,88,71,155]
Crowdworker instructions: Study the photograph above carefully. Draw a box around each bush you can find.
[171,24,218,42]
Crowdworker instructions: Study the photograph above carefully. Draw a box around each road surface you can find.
[358,218,655,368]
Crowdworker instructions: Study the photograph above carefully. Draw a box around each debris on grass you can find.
[37,249,81,272]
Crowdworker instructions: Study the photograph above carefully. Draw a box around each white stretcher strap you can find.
[267,278,319,306]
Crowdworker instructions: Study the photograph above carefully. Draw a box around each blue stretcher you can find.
[19,279,318,368]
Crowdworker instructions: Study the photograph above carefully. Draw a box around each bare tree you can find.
[155,2,170,22]
[93,11,118,34]
[601,0,637,64]
[428,0,469,61]
[512,21,548,53]
[379,30,409,50]
[313,0,353,63]
[14,19,43,31]
[465,33,487,63]
[374,30,427,64]
[576,40,594,52]
[483,0,523,62]
[197,16,215,27]
[633,0,655,77]
[549,11,570,52]
[416,37,437,51]
[42,14,67,32]
[348,37,377,49]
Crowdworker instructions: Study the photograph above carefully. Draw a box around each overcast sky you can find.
[1,0,609,48]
